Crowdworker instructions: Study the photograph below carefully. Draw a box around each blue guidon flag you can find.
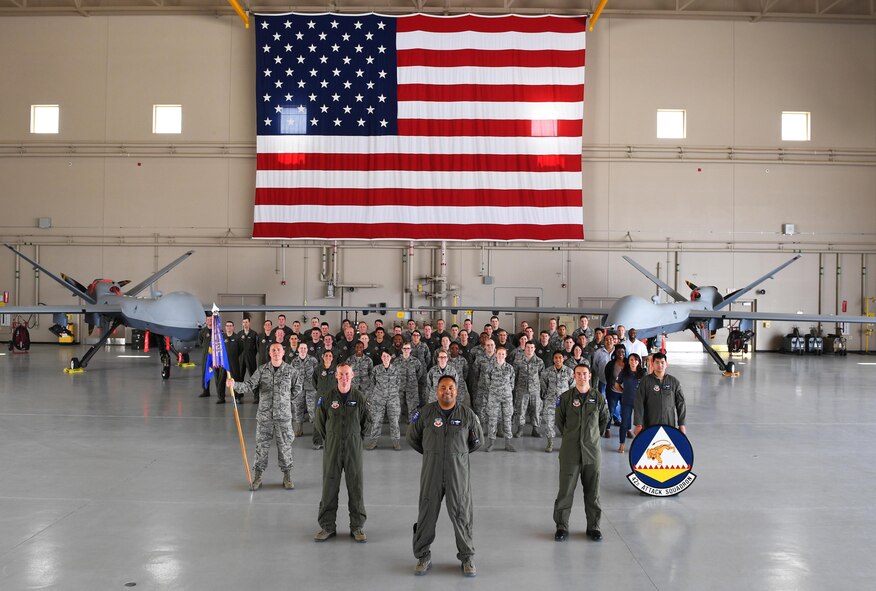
[627,425,696,496]
[204,304,230,389]
[253,12,586,242]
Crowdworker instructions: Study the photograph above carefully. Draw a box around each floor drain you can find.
[124,583,136,588]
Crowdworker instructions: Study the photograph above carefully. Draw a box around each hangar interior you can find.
[0,4,875,590]
[1,5,874,349]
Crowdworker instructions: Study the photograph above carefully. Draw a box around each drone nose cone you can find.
[119,292,205,340]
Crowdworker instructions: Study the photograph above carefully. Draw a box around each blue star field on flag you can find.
[255,14,399,136]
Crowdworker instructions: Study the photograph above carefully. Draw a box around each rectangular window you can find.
[279,106,307,135]
[153,104,182,134]
[657,109,686,139]
[781,111,810,141]
[30,105,59,134]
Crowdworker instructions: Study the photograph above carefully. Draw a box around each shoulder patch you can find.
[410,410,420,423]
[316,396,323,407]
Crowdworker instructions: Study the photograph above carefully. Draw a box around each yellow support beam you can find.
[226,0,249,28]
[590,0,609,31]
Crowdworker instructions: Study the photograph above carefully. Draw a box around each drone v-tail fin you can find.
[125,251,195,296]
[622,256,688,302]
[715,255,801,310]
[4,244,97,304]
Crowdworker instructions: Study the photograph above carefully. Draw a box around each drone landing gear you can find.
[159,335,172,380]
[689,328,739,377]
[64,319,122,374]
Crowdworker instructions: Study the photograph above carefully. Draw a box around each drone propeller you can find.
[61,273,90,297]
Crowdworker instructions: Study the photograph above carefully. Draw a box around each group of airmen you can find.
[200,314,662,453]
[203,313,687,577]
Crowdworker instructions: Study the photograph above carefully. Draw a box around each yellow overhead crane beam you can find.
[590,0,609,31]
[227,0,249,28]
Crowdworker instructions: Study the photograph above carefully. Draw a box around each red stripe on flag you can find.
[253,222,584,241]
[397,84,584,103]
[397,49,585,68]
[255,188,583,208]
[256,153,581,173]
[397,119,582,137]
[397,14,587,34]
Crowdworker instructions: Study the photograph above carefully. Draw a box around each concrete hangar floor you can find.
[0,345,873,590]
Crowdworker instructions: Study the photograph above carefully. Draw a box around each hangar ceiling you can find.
[0,0,874,23]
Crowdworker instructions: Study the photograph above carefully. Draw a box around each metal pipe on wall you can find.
[332,241,339,287]
[319,246,329,282]
[302,247,308,308]
[408,241,415,309]
[565,249,572,308]
[281,245,287,286]
[836,253,842,335]
[817,253,824,334]
[862,253,867,346]
[14,247,20,306]
[655,262,662,301]
[34,244,39,307]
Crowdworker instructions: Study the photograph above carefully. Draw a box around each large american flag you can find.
[253,13,585,241]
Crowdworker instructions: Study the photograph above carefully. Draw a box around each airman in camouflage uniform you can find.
[227,342,302,490]
[425,350,460,403]
[394,342,425,420]
[540,351,575,452]
[367,351,402,450]
[513,341,544,437]
[495,330,516,364]
[348,341,374,397]
[572,315,594,344]
[471,339,496,428]
[289,342,317,436]
[447,342,469,403]
[409,331,431,371]
[313,351,338,449]
[484,347,516,452]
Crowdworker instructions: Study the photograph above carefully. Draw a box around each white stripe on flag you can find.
[396,31,586,52]
[256,170,581,190]
[397,101,584,120]
[397,66,585,86]
[256,135,583,155]
[254,204,584,226]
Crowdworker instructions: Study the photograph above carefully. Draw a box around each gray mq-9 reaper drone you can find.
[4,244,205,378]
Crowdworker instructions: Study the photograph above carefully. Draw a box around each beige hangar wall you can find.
[0,15,874,349]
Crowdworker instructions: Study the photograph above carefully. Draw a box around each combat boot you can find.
[414,557,432,576]
[293,421,303,437]
[484,438,494,452]
[505,438,516,452]
[313,529,337,542]
[251,472,263,491]
[545,438,553,453]
[283,472,295,489]
[512,425,521,438]
[392,439,401,451]
[461,558,477,577]
[365,440,378,450]
[531,425,539,437]
[198,390,210,398]
[350,529,367,543]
